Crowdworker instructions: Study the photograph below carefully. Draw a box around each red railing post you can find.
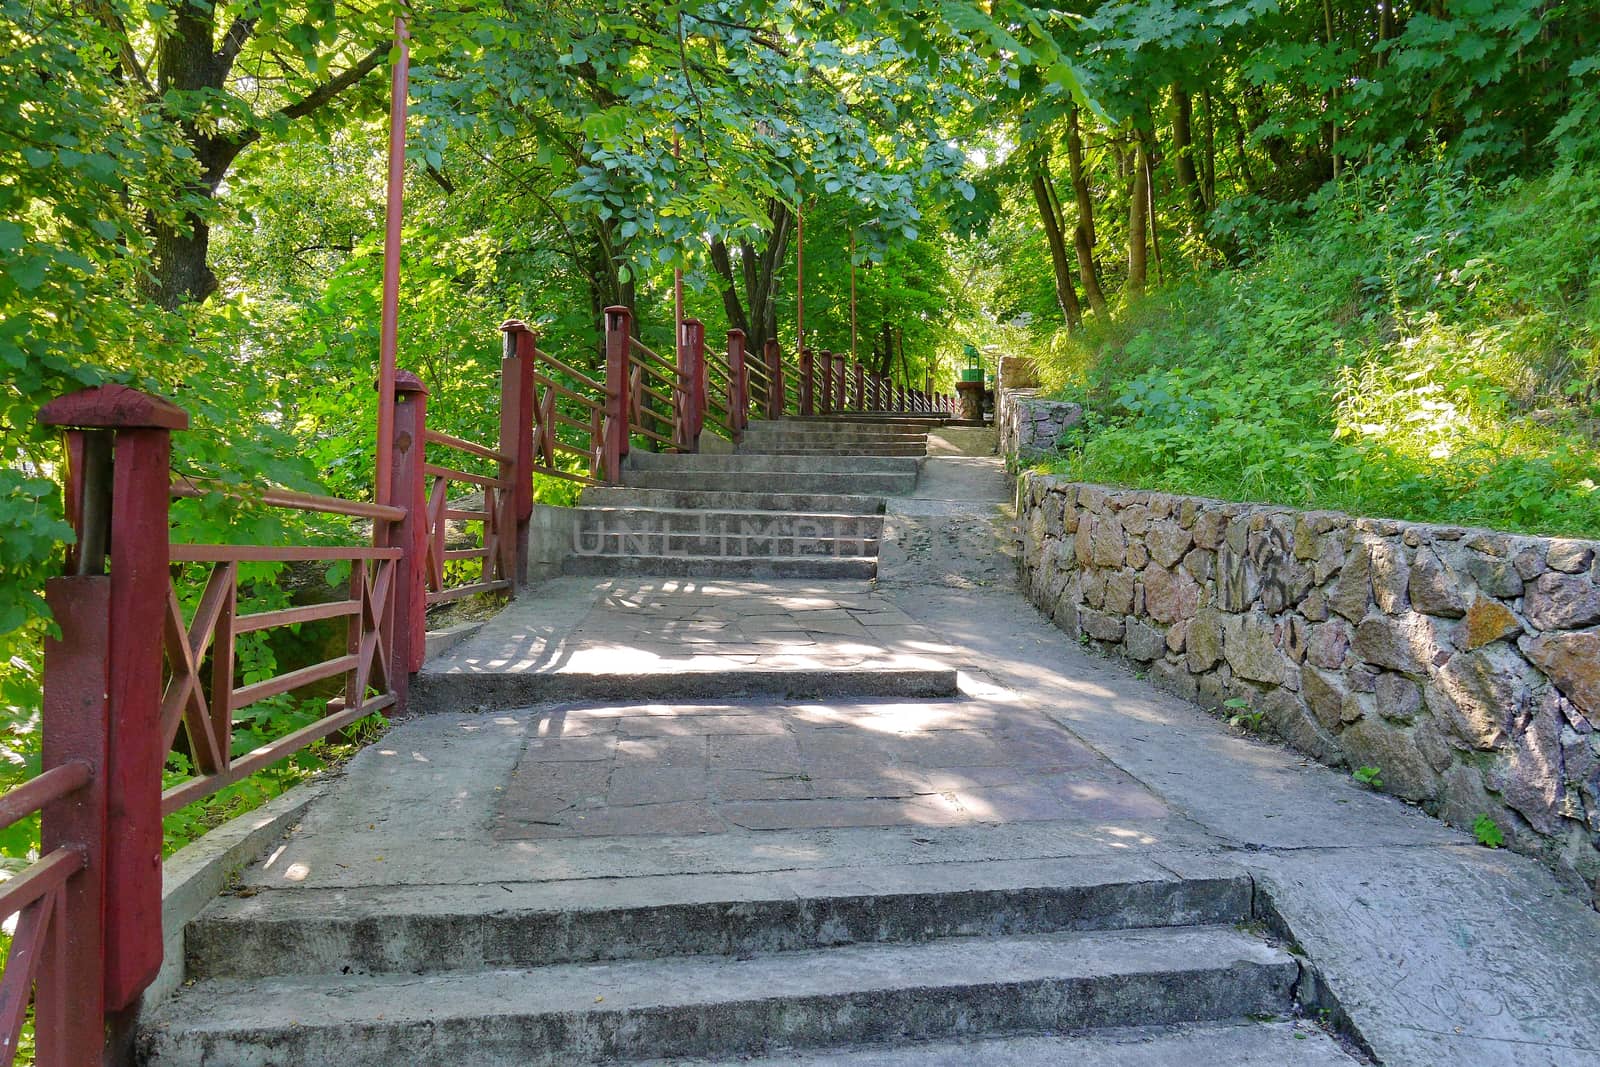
[603,306,631,478]
[854,362,865,411]
[680,318,706,449]
[764,339,784,419]
[799,348,814,416]
[818,351,834,415]
[727,329,748,440]
[381,371,428,683]
[835,357,848,412]
[38,385,185,1022]
[38,576,111,1063]
[501,321,536,587]
[496,322,528,591]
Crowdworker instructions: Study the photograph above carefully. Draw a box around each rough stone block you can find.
[1339,717,1440,802]
[1125,619,1166,662]
[1370,541,1411,615]
[1547,539,1597,574]
[1327,545,1372,622]
[1078,607,1125,642]
[1222,612,1297,688]
[1304,619,1350,670]
[1088,513,1127,568]
[1427,643,1539,750]
[1523,628,1600,722]
[1353,613,1446,675]
[1186,609,1225,673]
[1217,544,1259,613]
[1143,566,1201,625]
[1146,521,1192,569]
[1463,597,1523,650]
[1408,546,1471,618]
[1104,569,1138,616]
[1374,672,1423,724]
[1302,667,1350,732]
[1524,571,1600,631]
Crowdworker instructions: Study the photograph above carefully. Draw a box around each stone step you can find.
[184,857,1253,979]
[572,506,883,539]
[736,444,928,457]
[642,1022,1361,1065]
[622,470,916,496]
[563,554,877,580]
[577,487,885,515]
[777,415,948,429]
[572,532,881,560]
[141,926,1298,1066]
[411,665,959,709]
[569,509,880,560]
[628,452,920,476]
[743,425,930,442]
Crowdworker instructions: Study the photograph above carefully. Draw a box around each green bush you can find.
[1035,160,1600,537]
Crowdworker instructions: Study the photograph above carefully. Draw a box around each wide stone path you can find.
[149,423,1600,1066]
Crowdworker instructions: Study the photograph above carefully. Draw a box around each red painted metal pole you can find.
[795,203,804,359]
[849,228,856,364]
[603,306,631,478]
[854,362,864,411]
[374,9,411,510]
[799,348,814,416]
[818,351,833,415]
[38,385,186,1017]
[835,356,847,412]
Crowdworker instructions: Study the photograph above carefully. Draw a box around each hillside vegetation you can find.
[1032,161,1600,537]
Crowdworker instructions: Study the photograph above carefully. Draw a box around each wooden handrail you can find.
[0,761,91,833]
[424,429,513,465]
[170,543,404,562]
[172,476,406,523]
[533,349,604,392]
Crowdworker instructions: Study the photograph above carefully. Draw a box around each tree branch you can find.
[280,41,388,122]
[215,15,259,81]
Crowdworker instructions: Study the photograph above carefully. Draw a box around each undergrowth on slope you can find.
[1033,160,1600,537]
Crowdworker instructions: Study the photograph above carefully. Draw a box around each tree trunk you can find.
[1200,86,1217,210]
[1219,88,1258,192]
[140,5,384,309]
[1028,153,1082,329]
[1127,135,1149,298]
[1171,86,1207,221]
[1066,107,1108,314]
[710,199,792,355]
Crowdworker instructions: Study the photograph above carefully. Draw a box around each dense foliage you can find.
[2,0,1596,881]
[1034,161,1600,535]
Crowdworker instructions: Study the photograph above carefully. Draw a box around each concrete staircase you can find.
[139,858,1334,1065]
[562,417,933,580]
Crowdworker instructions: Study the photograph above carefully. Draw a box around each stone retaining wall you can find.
[997,387,1082,462]
[1017,471,1600,902]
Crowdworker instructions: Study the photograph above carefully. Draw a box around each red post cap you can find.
[38,384,189,430]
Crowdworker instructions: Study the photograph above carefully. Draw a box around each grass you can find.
[1031,159,1600,537]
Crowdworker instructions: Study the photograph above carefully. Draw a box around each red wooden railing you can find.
[2,302,952,1063]
[162,478,404,812]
